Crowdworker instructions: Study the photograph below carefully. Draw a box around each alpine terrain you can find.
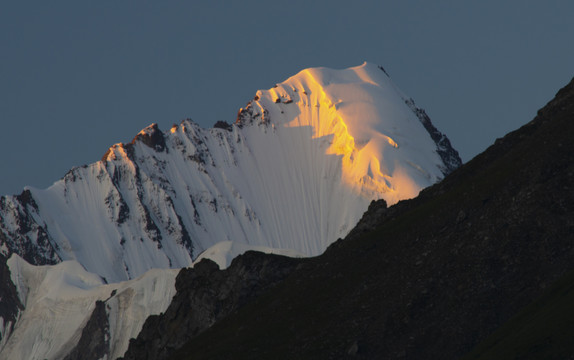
[124,76,574,359]
[0,63,460,359]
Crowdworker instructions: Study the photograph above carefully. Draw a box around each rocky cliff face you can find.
[120,252,301,360]
[63,300,109,360]
[122,76,574,359]
[0,191,60,266]
[0,255,23,349]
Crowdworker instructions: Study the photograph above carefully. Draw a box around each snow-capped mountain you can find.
[0,62,459,282]
[0,62,460,359]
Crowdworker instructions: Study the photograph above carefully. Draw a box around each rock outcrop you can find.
[121,252,300,360]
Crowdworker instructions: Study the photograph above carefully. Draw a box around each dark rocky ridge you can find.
[0,191,60,266]
[0,254,24,345]
[213,120,232,131]
[120,76,574,359]
[63,300,109,360]
[132,123,167,152]
[235,100,269,127]
[404,97,462,175]
[120,252,301,360]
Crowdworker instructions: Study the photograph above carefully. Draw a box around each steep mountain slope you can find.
[2,254,178,360]
[123,252,302,360]
[134,77,574,359]
[0,62,460,283]
[0,63,461,359]
[462,266,574,360]
[0,245,301,360]
[0,255,23,349]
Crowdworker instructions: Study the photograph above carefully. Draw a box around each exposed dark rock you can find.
[15,189,38,212]
[120,252,301,360]
[236,101,270,127]
[132,123,166,152]
[187,153,206,165]
[141,204,163,246]
[116,195,130,225]
[213,121,232,131]
[123,143,136,161]
[404,97,462,176]
[62,166,85,184]
[236,103,252,126]
[0,194,60,266]
[0,254,24,345]
[176,214,193,253]
[373,64,461,176]
[103,189,130,225]
[378,65,390,77]
[63,300,109,360]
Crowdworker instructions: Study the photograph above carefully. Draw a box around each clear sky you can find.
[1,1,573,196]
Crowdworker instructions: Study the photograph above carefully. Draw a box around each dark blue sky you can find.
[2,1,573,195]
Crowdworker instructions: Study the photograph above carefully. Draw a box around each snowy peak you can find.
[1,63,460,283]
[0,63,462,359]
[238,62,460,202]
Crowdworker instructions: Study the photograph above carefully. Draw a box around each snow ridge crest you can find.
[0,62,459,283]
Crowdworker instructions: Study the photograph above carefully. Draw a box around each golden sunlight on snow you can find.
[262,63,427,204]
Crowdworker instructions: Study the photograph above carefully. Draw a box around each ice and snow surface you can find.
[0,244,302,360]
[0,62,459,359]
[1,254,178,360]
[8,62,449,283]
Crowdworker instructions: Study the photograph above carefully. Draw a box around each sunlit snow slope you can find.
[0,62,460,283]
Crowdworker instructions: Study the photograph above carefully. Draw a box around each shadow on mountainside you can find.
[122,76,574,360]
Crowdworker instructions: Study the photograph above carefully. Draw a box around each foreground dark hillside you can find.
[125,77,574,359]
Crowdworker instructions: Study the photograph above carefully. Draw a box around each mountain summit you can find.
[0,62,460,283]
[0,63,460,359]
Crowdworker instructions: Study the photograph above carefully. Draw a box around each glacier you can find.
[0,62,461,359]
[2,254,178,360]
